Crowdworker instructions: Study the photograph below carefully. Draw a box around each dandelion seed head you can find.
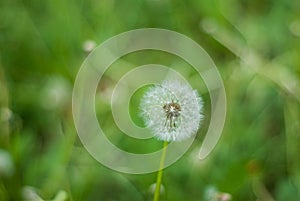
[140,80,203,141]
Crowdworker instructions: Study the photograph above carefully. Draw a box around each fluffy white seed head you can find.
[140,80,203,141]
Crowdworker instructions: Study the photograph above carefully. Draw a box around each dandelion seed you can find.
[82,39,96,53]
[140,80,203,141]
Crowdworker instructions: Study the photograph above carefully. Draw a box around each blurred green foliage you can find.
[1,0,300,200]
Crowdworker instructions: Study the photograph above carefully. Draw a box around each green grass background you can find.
[0,0,300,200]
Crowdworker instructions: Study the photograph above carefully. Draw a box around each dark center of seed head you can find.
[163,102,181,118]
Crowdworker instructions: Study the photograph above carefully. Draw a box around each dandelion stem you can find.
[153,140,168,201]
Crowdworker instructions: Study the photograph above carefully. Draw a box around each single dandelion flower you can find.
[140,80,203,141]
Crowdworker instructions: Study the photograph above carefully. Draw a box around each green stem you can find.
[153,141,168,201]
